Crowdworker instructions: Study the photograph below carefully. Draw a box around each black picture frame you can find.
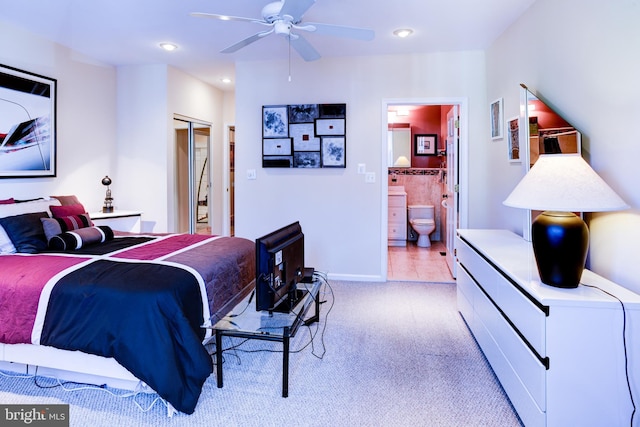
[414,134,437,156]
[262,103,346,168]
[0,64,57,178]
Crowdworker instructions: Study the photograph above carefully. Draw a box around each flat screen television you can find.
[255,221,305,312]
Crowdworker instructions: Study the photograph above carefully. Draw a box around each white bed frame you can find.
[1,343,142,391]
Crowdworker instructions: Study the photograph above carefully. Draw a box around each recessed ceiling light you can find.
[159,42,178,52]
[220,77,232,84]
[393,29,414,38]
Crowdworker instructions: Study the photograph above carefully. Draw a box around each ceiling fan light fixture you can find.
[393,28,413,38]
[159,42,178,51]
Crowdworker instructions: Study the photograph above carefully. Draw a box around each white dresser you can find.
[456,229,640,427]
[388,187,407,246]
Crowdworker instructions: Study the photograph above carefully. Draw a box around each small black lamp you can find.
[504,154,628,288]
[102,175,114,213]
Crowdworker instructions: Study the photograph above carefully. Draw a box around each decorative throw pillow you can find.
[0,225,17,254]
[0,212,49,253]
[50,203,87,218]
[41,214,94,242]
[48,226,114,251]
[0,198,15,205]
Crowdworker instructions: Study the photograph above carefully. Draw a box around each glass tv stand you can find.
[203,279,321,397]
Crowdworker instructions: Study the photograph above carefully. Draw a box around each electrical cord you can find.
[228,290,255,318]
[210,272,334,364]
[581,282,636,427]
[1,366,167,414]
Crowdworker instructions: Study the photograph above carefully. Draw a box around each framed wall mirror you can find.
[388,125,411,167]
[519,83,582,239]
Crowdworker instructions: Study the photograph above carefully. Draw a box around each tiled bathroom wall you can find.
[388,168,444,241]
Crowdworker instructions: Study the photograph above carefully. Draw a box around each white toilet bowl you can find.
[408,205,436,248]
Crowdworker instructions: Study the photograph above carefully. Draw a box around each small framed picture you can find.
[414,134,437,156]
[507,116,521,163]
[315,118,345,136]
[263,105,289,138]
[490,98,503,140]
[321,136,346,167]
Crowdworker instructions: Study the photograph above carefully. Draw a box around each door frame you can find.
[222,122,235,236]
[380,97,469,280]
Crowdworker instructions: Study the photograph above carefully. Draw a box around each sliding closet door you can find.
[174,117,211,234]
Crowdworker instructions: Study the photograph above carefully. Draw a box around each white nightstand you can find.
[89,210,142,233]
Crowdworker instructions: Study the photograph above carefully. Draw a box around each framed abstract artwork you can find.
[0,64,57,177]
[490,98,503,140]
[414,134,437,156]
[262,103,346,168]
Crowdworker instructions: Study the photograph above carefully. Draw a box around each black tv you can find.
[255,221,305,312]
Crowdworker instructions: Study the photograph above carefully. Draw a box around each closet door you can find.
[174,117,211,234]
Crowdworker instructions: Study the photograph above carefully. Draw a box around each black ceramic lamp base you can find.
[531,211,589,288]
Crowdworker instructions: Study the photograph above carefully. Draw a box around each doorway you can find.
[174,117,212,234]
[382,98,467,282]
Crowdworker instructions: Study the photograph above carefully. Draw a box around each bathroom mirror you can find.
[519,84,582,240]
[388,126,411,167]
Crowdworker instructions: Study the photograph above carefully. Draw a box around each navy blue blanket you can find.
[40,259,212,414]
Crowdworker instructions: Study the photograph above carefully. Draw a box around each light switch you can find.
[247,169,257,180]
[357,163,366,174]
[365,172,375,183]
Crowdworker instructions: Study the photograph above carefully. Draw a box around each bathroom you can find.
[387,104,455,282]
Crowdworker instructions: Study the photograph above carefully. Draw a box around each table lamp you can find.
[102,175,114,213]
[503,154,628,288]
[394,155,410,167]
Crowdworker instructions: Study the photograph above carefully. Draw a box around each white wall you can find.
[486,0,640,293]
[0,22,116,208]
[234,52,487,280]
[115,65,225,233]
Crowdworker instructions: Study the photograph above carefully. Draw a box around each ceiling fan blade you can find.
[289,34,321,61]
[279,0,316,23]
[298,22,375,41]
[190,12,265,25]
[221,29,274,53]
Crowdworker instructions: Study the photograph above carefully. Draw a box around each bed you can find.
[0,197,255,415]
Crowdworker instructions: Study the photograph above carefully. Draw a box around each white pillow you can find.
[0,198,62,254]
[0,197,62,219]
[0,225,16,254]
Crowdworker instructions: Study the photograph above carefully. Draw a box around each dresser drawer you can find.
[457,236,546,357]
[388,195,406,208]
[388,207,406,223]
[388,224,406,239]
[462,262,547,416]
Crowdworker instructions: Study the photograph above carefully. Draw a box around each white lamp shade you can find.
[503,154,629,212]
[394,155,411,167]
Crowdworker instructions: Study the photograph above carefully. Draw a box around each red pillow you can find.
[0,198,15,205]
[50,203,86,218]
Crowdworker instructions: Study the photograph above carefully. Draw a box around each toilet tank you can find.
[408,204,434,220]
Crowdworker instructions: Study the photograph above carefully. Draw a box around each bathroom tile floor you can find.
[387,241,455,283]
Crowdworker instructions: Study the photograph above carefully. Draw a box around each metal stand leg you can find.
[216,330,223,388]
[282,327,290,398]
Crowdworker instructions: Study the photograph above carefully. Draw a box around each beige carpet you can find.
[0,280,522,426]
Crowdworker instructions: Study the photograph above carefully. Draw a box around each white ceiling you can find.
[0,0,535,90]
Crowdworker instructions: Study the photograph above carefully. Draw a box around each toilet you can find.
[408,205,436,247]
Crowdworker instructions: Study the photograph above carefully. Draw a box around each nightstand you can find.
[89,210,142,233]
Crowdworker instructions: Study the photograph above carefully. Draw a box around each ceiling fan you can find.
[191,0,375,62]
